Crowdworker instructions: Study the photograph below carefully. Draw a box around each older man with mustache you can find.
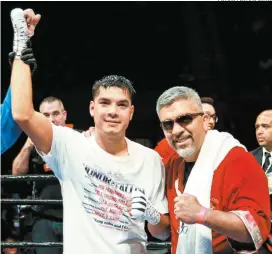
[156,86,270,254]
[154,97,218,166]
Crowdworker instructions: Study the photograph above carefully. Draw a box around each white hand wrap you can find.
[10,8,29,59]
[131,190,160,225]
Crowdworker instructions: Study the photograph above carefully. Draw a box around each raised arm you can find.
[10,8,52,154]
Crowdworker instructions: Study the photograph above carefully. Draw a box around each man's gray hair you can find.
[156,86,203,115]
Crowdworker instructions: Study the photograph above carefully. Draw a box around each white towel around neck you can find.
[176,130,246,254]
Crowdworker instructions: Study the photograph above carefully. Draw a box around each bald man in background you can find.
[251,109,272,253]
[252,110,272,174]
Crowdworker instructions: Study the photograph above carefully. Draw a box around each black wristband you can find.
[9,41,37,75]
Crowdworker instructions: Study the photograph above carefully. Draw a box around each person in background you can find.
[12,96,70,254]
[200,97,218,131]
[251,109,272,253]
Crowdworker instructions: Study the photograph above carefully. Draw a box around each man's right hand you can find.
[24,137,34,150]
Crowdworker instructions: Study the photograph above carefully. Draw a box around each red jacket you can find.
[165,147,271,253]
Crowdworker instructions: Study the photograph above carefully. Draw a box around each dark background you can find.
[1,1,272,174]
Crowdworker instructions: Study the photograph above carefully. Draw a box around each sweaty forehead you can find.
[95,87,131,101]
[159,99,200,120]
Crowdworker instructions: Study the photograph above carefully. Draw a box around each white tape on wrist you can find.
[131,190,160,225]
[10,8,29,59]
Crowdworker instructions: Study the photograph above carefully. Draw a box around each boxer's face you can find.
[40,101,67,126]
[90,87,134,137]
[159,98,209,162]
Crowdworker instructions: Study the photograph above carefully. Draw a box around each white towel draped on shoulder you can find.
[176,130,246,254]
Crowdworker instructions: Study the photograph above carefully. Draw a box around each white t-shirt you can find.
[38,125,168,254]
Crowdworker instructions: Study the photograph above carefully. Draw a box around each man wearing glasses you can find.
[156,86,270,254]
[200,97,218,130]
[154,97,218,166]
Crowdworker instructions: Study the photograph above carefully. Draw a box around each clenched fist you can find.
[23,8,41,37]
[174,193,206,224]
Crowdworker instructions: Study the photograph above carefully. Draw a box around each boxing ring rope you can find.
[1,174,171,251]
[1,199,62,205]
[1,241,171,249]
[1,175,57,181]
[1,242,63,248]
